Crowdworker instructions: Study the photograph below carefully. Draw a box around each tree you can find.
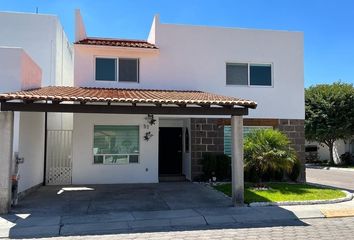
[244,129,297,184]
[305,82,354,164]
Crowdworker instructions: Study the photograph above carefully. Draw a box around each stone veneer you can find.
[191,118,224,179]
[190,118,305,182]
[275,119,306,182]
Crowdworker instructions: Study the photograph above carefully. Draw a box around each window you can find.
[119,58,139,82]
[95,57,139,82]
[226,63,248,85]
[95,58,117,81]
[93,125,139,165]
[226,63,272,86]
[223,126,272,156]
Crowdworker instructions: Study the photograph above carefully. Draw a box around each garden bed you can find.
[213,182,348,205]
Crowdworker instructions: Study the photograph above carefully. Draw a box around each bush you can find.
[201,153,231,181]
[340,152,353,165]
[244,129,297,183]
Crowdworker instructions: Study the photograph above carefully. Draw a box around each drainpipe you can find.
[43,112,48,186]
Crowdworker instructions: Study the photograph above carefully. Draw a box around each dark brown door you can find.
[159,127,183,175]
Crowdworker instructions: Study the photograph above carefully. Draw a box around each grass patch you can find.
[214,182,346,204]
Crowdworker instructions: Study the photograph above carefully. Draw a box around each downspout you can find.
[43,112,48,185]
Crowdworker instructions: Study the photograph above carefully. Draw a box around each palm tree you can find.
[244,129,297,185]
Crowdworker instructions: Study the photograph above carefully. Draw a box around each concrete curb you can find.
[306,165,354,172]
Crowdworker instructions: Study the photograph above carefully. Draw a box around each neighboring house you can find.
[0,10,304,213]
[306,139,354,163]
[0,47,44,196]
[0,12,73,193]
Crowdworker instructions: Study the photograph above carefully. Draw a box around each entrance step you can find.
[159,174,186,182]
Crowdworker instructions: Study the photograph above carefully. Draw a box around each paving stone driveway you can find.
[10,182,232,216]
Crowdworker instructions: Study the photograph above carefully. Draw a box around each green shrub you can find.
[201,153,231,181]
[340,152,353,165]
[244,128,297,183]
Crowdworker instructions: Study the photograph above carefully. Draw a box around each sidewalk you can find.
[1,199,354,239]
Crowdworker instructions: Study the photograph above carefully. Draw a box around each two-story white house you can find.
[73,10,304,182]
[0,10,304,213]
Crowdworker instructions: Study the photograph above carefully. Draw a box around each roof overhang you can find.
[0,86,257,116]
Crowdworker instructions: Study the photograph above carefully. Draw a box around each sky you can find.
[0,0,353,87]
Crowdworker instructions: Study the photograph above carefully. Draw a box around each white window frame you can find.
[92,125,140,165]
[226,62,274,87]
[94,56,140,83]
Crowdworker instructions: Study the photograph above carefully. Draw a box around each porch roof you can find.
[0,86,257,115]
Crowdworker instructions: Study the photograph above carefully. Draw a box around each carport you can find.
[0,86,257,213]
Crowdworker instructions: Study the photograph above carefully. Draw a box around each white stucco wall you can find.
[74,19,304,120]
[17,112,45,192]
[72,113,159,184]
[0,12,73,87]
[0,47,41,92]
[0,47,44,193]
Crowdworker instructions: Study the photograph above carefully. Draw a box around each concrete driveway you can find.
[306,167,354,192]
[10,182,232,216]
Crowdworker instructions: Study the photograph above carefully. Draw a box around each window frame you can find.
[225,62,274,87]
[94,56,140,83]
[92,125,140,165]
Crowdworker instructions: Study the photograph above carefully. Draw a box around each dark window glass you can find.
[226,63,248,85]
[119,58,139,82]
[95,58,116,81]
[250,64,272,86]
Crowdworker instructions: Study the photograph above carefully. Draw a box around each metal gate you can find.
[46,130,73,185]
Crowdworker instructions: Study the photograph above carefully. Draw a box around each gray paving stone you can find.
[132,209,200,220]
[204,215,236,225]
[60,221,130,236]
[15,215,61,227]
[170,216,207,226]
[129,219,170,229]
[8,225,59,238]
[288,208,325,219]
[61,212,134,224]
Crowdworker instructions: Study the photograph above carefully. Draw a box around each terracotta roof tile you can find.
[0,86,257,108]
[75,38,158,49]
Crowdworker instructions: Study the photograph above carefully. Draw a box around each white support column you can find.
[0,111,14,214]
[231,115,244,206]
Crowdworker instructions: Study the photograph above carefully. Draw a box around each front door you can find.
[159,127,183,175]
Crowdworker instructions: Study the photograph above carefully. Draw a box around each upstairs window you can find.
[226,63,272,86]
[119,58,139,82]
[95,57,139,82]
[95,58,117,81]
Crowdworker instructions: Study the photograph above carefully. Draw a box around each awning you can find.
[0,86,257,115]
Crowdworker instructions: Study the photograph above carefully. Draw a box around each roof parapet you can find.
[75,9,87,42]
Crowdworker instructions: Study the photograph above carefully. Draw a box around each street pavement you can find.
[306,167,354,192]
[14,217,354,240]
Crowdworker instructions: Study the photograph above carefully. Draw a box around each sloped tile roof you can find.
[75,38,158,49]
[0,86,257,108]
